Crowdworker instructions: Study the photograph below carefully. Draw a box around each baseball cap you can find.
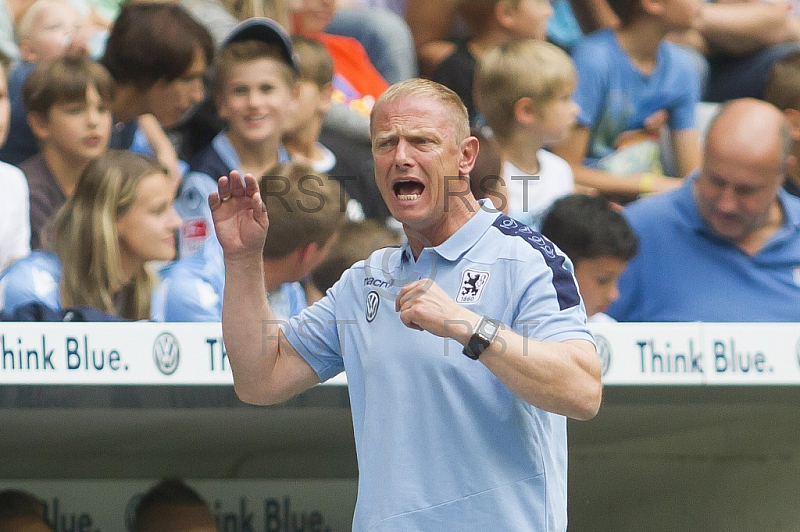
[221,17,298,73]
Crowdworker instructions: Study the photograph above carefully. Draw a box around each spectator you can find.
[283,34,369,221]
[325,3,417,83]
[540,194,638,322]
[608,98,800,322]
[0,150,181,320]
[21,55,112,249]
[283,35,335,174]
[0,489,53,532]
[675,0,800,102]
[432,0,554,126]
[174,17,296,258]
[764,50,800,198]
[101,2,213,130]
[550,0,703,200]
[156,161,346,322]
[133,478,215,532]
[0,0,94,166]
[0,53,30,273]
[475,38,577,229]
[100,1,214,184]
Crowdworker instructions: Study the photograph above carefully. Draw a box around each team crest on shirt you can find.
[366,290,380,322]
[457,269,489,303]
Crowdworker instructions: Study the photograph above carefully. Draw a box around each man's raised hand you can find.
[209,171,268,260]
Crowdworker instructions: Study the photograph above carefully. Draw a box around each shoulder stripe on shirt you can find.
[492,215,581,310]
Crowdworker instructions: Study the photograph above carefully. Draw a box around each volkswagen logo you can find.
[153,332,180,375]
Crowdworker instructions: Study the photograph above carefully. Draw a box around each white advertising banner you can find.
[0,479,358,532]
[0,322,799,386]
[590,322,800,385]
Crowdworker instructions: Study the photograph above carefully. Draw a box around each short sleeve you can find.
[283,273,348,382]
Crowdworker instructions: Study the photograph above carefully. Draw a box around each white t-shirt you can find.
[504,149,574,230]
[0,161,31,272]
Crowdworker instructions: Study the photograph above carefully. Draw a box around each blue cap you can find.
[221,17,298,73]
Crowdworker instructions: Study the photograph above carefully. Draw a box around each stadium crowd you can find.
[0,0,798,323]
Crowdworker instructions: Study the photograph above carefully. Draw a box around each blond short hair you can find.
[15,0,75,41]
[370,78,470,142]
[475,39,576,141]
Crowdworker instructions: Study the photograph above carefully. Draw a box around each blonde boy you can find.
[21,55,113,249]
[431,0,554,124]
[175,17,298,257]
[16,0,82,62]
[475,39,579,229]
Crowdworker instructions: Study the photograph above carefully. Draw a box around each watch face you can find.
[482,321,498,337]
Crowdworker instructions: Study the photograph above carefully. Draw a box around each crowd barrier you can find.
[0,321,798,386]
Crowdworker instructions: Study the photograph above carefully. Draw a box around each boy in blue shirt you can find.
[551,0,703,200]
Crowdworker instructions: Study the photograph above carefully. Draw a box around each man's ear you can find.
[27,111,50,141]
[459,135,480,176]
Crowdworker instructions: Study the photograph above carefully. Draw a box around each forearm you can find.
[221,255,279,403]
[448,314,602,420]
[138,114,181,192]
[698,2,793,54]
[480,336,602,420]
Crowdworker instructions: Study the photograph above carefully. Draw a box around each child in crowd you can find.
[0,0,90,165]
[0,150,181,320]
[174,17,297,258]
[283,34,367,222]
[0,53,30,273]
[764,50,800,198]
[16,0,83,63]
[550,0,703,200]
[0,489,53,531]
[133,478,216,532]
[21,55,112,249]
[431,0,554,125]
[540,193,638,322]
[156,161,346,322]
[475,39,578,229]
[283,35,335,174]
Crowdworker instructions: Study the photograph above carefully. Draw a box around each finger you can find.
[209,191,221,211]
[217,174,232,200]
[396,282,422,311]
[230,171,247,197]
[243,173,261,199]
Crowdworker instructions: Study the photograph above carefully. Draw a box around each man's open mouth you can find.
[393,180,424,201]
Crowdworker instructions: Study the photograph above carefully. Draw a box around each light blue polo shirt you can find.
[284,202,593,531]
[608,173,800,322]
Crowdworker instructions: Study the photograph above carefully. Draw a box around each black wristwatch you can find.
[463,316,502,360]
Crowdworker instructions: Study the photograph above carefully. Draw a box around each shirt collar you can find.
[400,199,500,263]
